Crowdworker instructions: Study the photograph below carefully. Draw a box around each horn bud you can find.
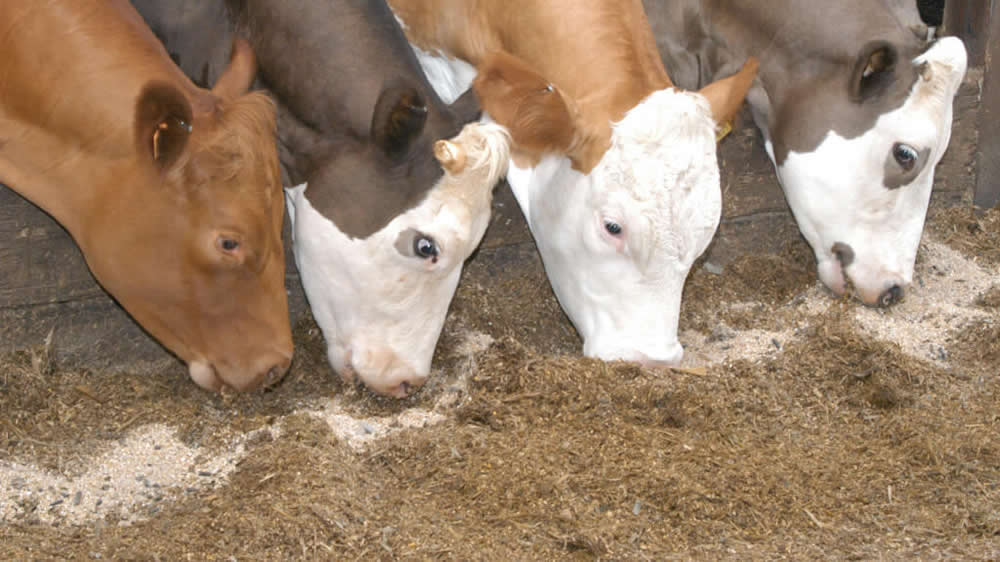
[919,62,933,82]
[434,139,467,174]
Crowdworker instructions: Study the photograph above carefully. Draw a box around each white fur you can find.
[508,91,721,364]
[286,122,510,396]
[773,37,967,304]
[410,44,478,105]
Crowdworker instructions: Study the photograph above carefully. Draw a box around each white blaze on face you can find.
[770,37,967,306]
[286,122,510,397]
[507,89,721,365]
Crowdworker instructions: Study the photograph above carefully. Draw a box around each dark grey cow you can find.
[133,0,511,397]
[644,0,967,306]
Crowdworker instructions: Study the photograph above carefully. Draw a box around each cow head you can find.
[81,39,293,393]
[475,52,757,365]
[286,86,510,398]
[767,37,968,306]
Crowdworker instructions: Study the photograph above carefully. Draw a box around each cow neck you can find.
[395,0,674,174]
[0,1,208,237]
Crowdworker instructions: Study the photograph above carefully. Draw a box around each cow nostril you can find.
[262,357,292,388]
[879,285,904,307]
[398,380,411,397]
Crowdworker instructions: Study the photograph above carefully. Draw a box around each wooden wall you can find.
[946,0,999,209]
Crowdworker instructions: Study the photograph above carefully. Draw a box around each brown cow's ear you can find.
[135,82,194,171]
[372,85,428,158]
[211,38,257,101]
[699,56,759,126]
[848,41,897,103]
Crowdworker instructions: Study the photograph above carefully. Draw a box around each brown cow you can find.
[0,0,293,392]
[390,0,757,366]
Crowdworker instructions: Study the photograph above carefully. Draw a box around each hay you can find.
[1,204,998,559]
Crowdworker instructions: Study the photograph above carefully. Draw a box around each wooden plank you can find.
[975,1,1000,209]
[0,186,107,307]
[945,1,992,68]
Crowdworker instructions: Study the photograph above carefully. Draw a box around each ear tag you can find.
[153,122,168,161]
[715,120,733,143]
[152,118,192,161]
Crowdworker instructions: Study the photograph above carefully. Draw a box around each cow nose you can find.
[878,285,904,308]
[257,353,292,389]
[384,375,428,398]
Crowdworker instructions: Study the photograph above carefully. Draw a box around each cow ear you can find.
[372,86,429,157]
[474,51,575,154]
[449,87,482,124]
[211,38,257,101]
[698,57,759,126]
[849,41,897,103]
[135,82,194,171]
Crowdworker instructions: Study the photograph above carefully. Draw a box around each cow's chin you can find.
[817,258,848,297]
[189,361,226,393]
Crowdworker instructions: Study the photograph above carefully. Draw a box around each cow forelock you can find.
[509,88,721,366]
[285,122,508,397]
[773,37,967,306]
[597,88,720,266]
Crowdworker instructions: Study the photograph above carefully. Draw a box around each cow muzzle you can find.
[585,340,684,368]
[338,347,428,398]
[188,351,292,393]
[824,242,906,308]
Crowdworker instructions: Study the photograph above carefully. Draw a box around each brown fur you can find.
[0,0,292,392]
[390,0,756,172]
[472,52,576,164]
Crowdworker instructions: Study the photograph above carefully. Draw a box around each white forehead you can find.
[595,88,719,210]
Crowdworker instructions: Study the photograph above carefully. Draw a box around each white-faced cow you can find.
[1,0,293,393]
[643,0,968,306]
[133,0,511,397]
[388,0,758,365]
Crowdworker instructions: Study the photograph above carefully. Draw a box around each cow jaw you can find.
[508,89,721,365]
[771,37,967,306]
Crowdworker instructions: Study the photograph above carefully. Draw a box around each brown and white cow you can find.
[0,0,293,392]
[133,0,511,397]
[643,0,968,307]
[389,0,757,365]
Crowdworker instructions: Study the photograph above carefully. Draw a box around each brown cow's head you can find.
[81,40,292,393]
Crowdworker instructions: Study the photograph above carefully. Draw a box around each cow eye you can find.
[217,236,241,253]
[414,236,438,259]
[892,143,918,171]
[604,220,623,236]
